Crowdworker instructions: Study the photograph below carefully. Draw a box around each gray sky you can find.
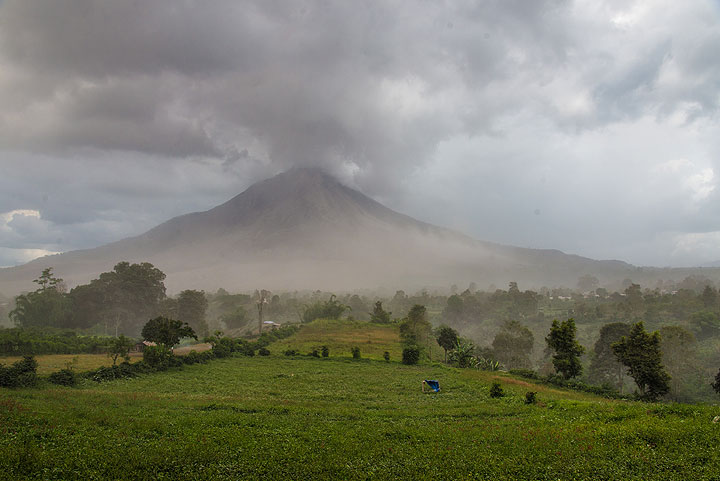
[1,0,720,268]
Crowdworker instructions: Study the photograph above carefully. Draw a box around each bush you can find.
[0,356,38,388]
[182,350,204,365]
[211,338,234,358]
[402,347,420,365]
[510,369,540,380]
[284,349,298,356]
[143,345,174,370]
[310,349,320,358]
[0,327,112,356]
[86,362,140,383]
[351,347,361,359]
[525,391,537,404]
[489,382,505,398]
[48,368,76,386]
[321,346,329,358]
[383,351,390,362]
[258,347,270,356]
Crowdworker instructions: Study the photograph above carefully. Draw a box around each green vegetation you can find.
[270,319,401,360]
[546,318,585,379]
[3,354,720,479]
[3,317,720,478]
[141,316,197,347]
[0,353,140,375]
[613,322,671,402]
[0,327,112,356]
[302,294,349,323]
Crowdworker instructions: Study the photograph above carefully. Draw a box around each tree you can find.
[612,322,670,402]
[369,301,392,324]
[442,295,464,323]
[587,322,630,391]
[302,295,349,323]
[621,283,644,320]
[659,326,705,402]
[689,311,720,340]
[68,282,107,329]
[545,318,585,379]
[435,325,459,362]
[448,340,478,368]
[399,305,433,358]
[491,320,534,369]
[108,335,135,366]
[255,289,270,334]
[72,262,167,336]
[222,306,248,330]
[10,268,71,328]
[702,285,718,309]
[177,290,209,338]
[141,317,196,348]
[346,295,368,319]
[712,369,720,397]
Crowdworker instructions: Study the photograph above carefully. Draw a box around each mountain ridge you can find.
[0,168,710,296]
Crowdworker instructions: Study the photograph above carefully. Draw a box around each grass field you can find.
[0,353,141,374]
[2,321,720,480]
[0,343,211,375]
[269,319,404,360]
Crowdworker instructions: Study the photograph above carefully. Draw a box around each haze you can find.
[1,0,720,269]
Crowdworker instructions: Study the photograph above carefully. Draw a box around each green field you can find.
[269,319,404,360]
[2,322,720,480]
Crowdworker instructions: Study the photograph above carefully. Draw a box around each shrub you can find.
[182,350,203,364]
[383,351,390,362]
[235,339,255,356]
[489,381,505,398]
[402,347,420,365]
[0,356,38,388]
[258,347,270,356]
[143,345,174,370]
[525,391,537,404]
[86,362,139,383]
[48,368,76,387]
[310,349,320,358]
[211,338,234,358]
[510,369,539,380]
[321,346,329,357]
[284,349,298,356]
[477,358,500,371]
[351,347,361,359]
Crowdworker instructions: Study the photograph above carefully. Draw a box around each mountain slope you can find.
[0,168,647,295]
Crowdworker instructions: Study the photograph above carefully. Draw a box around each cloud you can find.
[0,0,719,267]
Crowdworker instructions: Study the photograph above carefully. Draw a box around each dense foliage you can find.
[0,355,38,387]
[141,317,196,347]
[302,295,349,323]
[545,318,585,379]
[0,327,112,356]
[613,322,671,402]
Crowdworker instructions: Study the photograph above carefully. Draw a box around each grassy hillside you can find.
[2,320,720,479]
[269,319,405,360]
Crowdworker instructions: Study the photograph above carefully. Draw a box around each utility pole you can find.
[256,289,270,335]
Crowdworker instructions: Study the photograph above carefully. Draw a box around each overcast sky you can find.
[1,0,720,268]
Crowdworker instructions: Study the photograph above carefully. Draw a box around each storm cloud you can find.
[1,0,720,267]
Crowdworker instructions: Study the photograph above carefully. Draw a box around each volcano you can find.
[0,168,637,294]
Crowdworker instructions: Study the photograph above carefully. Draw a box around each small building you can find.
[132,340,157,352]
[262,321,281,330]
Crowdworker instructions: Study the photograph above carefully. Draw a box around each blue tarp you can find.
[424,380,440,392]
